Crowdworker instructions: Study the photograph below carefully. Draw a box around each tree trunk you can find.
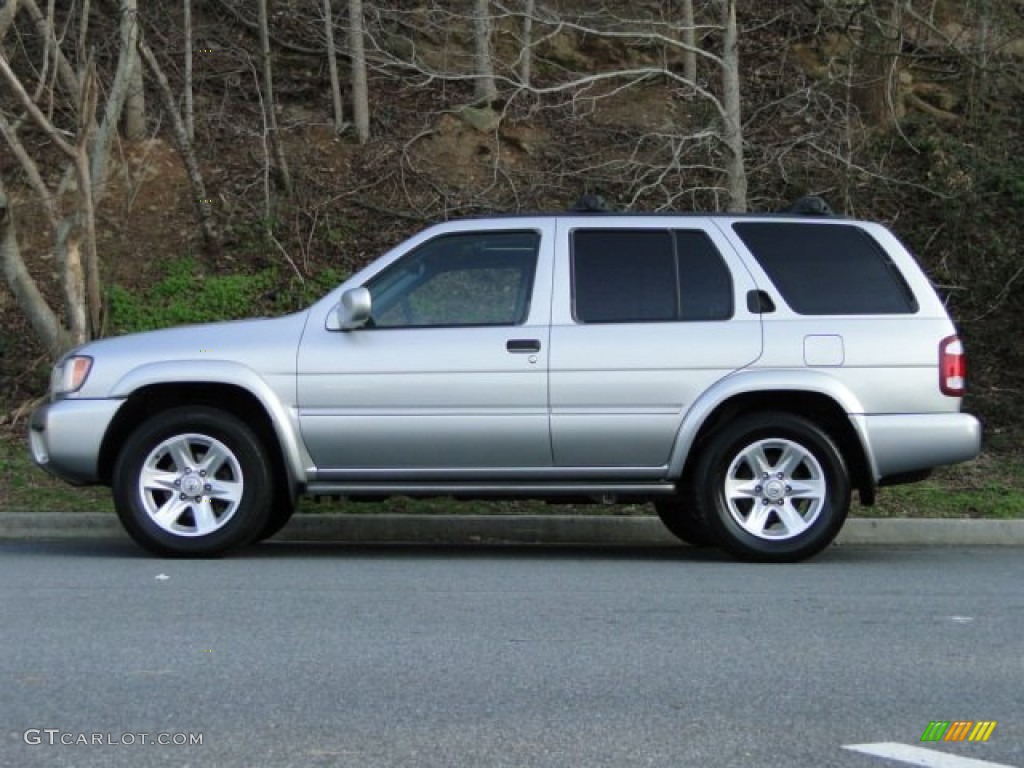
[0,0,20,43]
[184,0,194,142]
[473,0,498,103]
[257,0,293,194]
[323,0,345,133]
[681,0,697,84]
[74,62,103,338]
[124,59,146,140]
[854,0,903,127]
[79,0,91,64]
[0,176,67,355]
[123,0,146,143]
[520,0,534,87]
[719,0,746,212]
[349,0,370,143]
[90,0,139,198]
[139,37,219,255]
[20,0,81,101]
[55,218,89,347]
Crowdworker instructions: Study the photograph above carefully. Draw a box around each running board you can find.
[304,482,677,498]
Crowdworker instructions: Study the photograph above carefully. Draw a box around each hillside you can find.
[1,0,1022,450]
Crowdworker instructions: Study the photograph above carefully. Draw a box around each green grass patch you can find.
[107,255,349,335]
[857,453,1024,519]
[0,432,113,513]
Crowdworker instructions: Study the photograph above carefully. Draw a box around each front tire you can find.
[113,406,273,557]
[654,499,718,547]
[254,485,296,542]
[692,412,850,563]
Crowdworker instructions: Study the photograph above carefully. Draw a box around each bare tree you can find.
[0,176,67,352]
[473,0,498,103]
[350,0,370,142]
[520,0,535,87]
[0,0,19,42]
[363,2,748,211]
[719,0,746,211]
[184,0,194,142]
[681,0,697,84]
[138,37,218,253]
[122,0,145,141]
[19,0,81,103]
[854,0,904,127]
[323,0,345,133]
[0,1,137,352]
[257,0,293,194]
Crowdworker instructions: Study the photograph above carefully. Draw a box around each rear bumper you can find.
[29,399,124,485]
[853,412,982,482]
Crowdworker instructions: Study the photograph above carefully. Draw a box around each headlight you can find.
[51,355,93,396]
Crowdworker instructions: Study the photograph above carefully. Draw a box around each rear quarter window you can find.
[733,222,918,315]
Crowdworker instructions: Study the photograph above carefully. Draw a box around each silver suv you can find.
[29,206,982,561]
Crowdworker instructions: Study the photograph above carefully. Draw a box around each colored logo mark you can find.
[921,720,997,742]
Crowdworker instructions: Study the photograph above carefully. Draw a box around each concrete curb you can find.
[2,513,1024,547]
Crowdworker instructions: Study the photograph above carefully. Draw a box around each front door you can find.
[297,226,554,475]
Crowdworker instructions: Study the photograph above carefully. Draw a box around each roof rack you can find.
[570,194,614,213]
[786,195,834,216]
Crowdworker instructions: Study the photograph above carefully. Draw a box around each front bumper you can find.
[853,412,982,482]
[29,399,125,485]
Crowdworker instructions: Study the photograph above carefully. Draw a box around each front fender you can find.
[111,360,309,488]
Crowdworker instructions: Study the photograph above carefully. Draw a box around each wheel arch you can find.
[98,368,304,499]
[668,372,877,505]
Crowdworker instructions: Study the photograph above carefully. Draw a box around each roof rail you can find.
[786,195,834,216]
[570,194,614,213]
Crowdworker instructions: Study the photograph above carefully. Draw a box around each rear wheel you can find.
[113,406,273,557]
[692,412,850,562]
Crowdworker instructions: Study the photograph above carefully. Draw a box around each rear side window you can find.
[572,229,733,323]
[733,222,917,315]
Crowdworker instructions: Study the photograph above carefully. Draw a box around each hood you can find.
[71,312,310,398]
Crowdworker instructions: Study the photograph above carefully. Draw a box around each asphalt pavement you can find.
[1,540,1021,768]
[3,512,1024,547]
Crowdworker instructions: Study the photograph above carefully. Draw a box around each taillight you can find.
[939,335,966,397]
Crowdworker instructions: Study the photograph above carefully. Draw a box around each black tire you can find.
[654,498,718,547]
[254,485,296,542]
[692,412,850,563]
[113,406,273,557]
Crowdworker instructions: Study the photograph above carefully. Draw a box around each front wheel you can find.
[113,406,273,557]
[653,499,718,547]
[692,412,850,563]
[254,485,296,542]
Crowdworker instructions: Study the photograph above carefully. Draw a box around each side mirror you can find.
[336,287,372,330]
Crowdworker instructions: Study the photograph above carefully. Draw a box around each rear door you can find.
[547,217,762,470]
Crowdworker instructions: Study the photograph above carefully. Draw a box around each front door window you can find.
[367,231,540,328]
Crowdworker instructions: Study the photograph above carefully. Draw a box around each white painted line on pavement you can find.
[844,742,1018,768]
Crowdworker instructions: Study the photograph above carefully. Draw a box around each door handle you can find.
[506,339,541,353]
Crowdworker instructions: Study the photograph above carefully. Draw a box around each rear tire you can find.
[692,412,850,563]
[113,406,273,557]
